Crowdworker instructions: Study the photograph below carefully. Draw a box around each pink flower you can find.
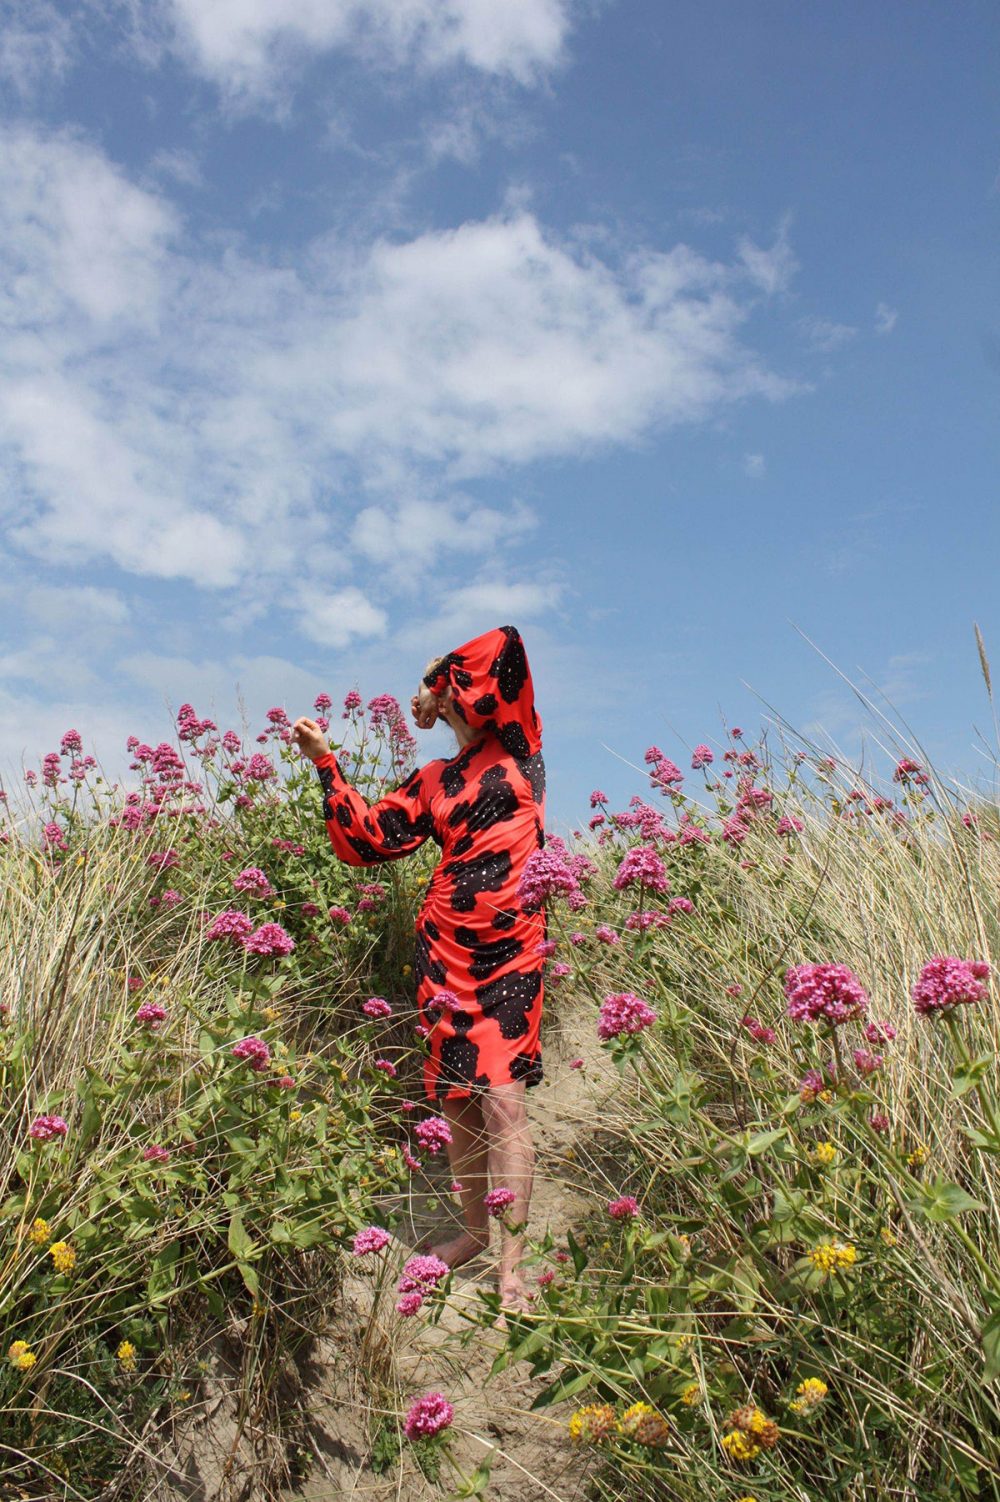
[244,753,276,783]
[569,931,587,946]
[853,1048,884,1076]
[776,815,804,836]
[398,1254,450,1293]
[414,1117,453,1154]
[428,989,460,1014]
[275,1075,295,1089]
[403,1146,422,1171]
[537,1269,556,1287]
[799,1066,836,1103]
[147,849,180,869]
[450,1181,464,1194]
[396,1290,424,1316]
[232,867,275,899]
[554,1250,570,1264]
[516,848,579,907]
[784,963,869,1026]
[893,757,923,783]
[242,923,295,957]
[535,939,558,958]
[374,1058,397,1077]
[135,1002,168,1028]
[741,1015,776,1045]
[607,1195,640,1220]
[42,821,67,850]
[597,992,658,1041]
[60,729,82,755]
[568,1057,584,1070]
[301,902,320,918]
[342,690,363,716]
[363,996,392,1018]
[668,896,694,915]
[725,983,743,998]
[595,925,620,945]
[721,815,749,845]
[205,910,255,943]
[548,962,572,984]
[400,1100,417,1113]
[869,1112,890,1134]
[731,727,744,738]
[127,977,145,992]
[589,789,608,808]
[484,1188,516,1218]
[158,889,182,908]
[864,1020,897,1045]
[231,1036,272,1072]
[613,845,668,894]
[353,1226,391,1256]
[404,1392,454,1440]
[328,906,351,925]
[142,1144,171,1163]
[912,955,990,1016]
[691,744,714,769]
[29,1114,68,1141]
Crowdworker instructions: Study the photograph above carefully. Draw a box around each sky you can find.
[1,0,998,831]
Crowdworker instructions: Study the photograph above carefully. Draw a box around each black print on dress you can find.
[492,626,529,704]
[492,909,517,931]
[497,721,532,760]
[454,927,524,979]
[447,776,518,833]
[414,928,448,987]
[510,1051,544,1085]
[375,805,435,850]
[317,764,338,822]
[516,751,546,805]
[444,848,512,913]
[345,834,390,864]
[335,804,353,827]
[435,1033,484,1098]
[475,969,541,1039]
[453,668,474,689]
[424,918,441,942]
[451,833,474,856]
[474,693,498,716]
[441,740,482,799]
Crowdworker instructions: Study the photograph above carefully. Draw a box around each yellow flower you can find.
[619,1401,670,1448]
[48,1241,76,1274]
[812,1141,837,1166]
[415,877,428,888]
[290,1109,302,1123]
[252,1300,266,1319]
[907,1143,929,1169]
[262,1006,281,1023]
[175,1389,192,1403]
[402,964,412,976]
[8,1340,37,1371]
[880,1226,898,1248]
[807,1240,857,1275]
[735,1497,760,1502]
[116,1340,137,1372]
[28,1218,50,1247]
[817,1089,834,1103]
[271,900,286,909]
[681,1382,701,1406]
[568,1403,619,1445]
[721,1430,760,1462]
[789,1377,828,1413]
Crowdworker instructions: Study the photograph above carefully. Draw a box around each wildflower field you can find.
[2,689,999,1501]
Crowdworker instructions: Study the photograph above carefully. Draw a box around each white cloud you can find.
[875,301,898,335]
[743,452,765,478]
[23,583,131,628]
[147,147,204,188]
[736,218,798,296]
[0,0,74,98]
[296,586,389,648]
[150,0,572,105]
[798,315,857,352]
[0,124,800,608]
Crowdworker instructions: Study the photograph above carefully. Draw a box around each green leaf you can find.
[950,1054,995,1099]
[228,1211,256,1261]
[981,1306,1000,1384]
[565,1229,588,1277]
[529,1367,594,1411]
[746,1128,787,1156]
[907,1179,988,1222]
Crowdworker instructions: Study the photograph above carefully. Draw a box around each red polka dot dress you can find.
[313,625,547,1102]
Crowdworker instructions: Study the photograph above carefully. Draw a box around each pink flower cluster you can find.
[231,1036,272,1072]
[242,923,295,957]
[29,1114,68,1141]
[428,989,460,1014]
[741,1015,776,1045]
[484,1187,516,1218]
[135,1002,168,1028]
[607,1195,640,1220]
[784,963,869,1025]
[232,866,275,899]
[363,995,392,1018]
[142,1144,171,1163]
[414,1116,452,1154]
[612,844,668,894]
[597,992,658,1041]
[404,1391,454,1440]
[353,1226,391,1256]
[396,1253,449,1315]
[912,955,989,1016]
[691,744,714,769]
[595,924,620,945]
[516,848,579,907]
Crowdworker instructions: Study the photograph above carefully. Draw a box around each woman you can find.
[291,624,546,1313]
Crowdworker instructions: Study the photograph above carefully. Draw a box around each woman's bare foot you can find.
[497,1274,536,1316]
[428,1227,490,1269]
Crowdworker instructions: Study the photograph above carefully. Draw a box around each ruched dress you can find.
[313,625,547,1102]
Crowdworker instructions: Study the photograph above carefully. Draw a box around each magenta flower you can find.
[569,1057,584,1070]
[428,989,461,1014]
[363,996,392,1018]
[147,849,180,869]
[784,963,869,1026]
[589,789,608,807]
[864,1020,898,1045]
[691,744,714,769]
[158,889,182,908]
[353,1226,391,1256]
[142,1144,171,1163]
[776,815,804,836]
[853,1048,884,1076]
[403,1146,422,1171]
[328,906,351,925]
[449,1181,464,1194]
[404,1392,454,1440]
[342,689,363,716]
[314,692,333,712]
[398,1254,450,1293]
[29,1114,68,1142]
[42,821,67,850]
[607,1195,640,1220]
[485,1187,516,1218]
[516,848,579,906]
[912,955,990,1016]
[799,1067,836,1103]
[205,910,255,943]
[242,922,295,957]
[597,992,658,1041]
[135,1002,168,1028]
[414,1116,453,1154]
[869,1112,891,1134]
[60,729,83,755]
[244,753,276,783]
[535,939,558,958]
[275,1075,295,1089]
[375,1058,397,1077]
[232,866,275,899]
[741,1015,777,1045]
[721,815,749,845]
[612,845,668,894]
[669,896,694,915]
[231,1036,272,1073]
[396,1290,424,1316]
[595,925,620,945]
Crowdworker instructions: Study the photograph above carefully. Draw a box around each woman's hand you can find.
[291,716,331,762]
[411,684,439,731]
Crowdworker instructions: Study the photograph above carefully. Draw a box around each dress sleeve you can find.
[422,624,542,760]
[313,752,436,866]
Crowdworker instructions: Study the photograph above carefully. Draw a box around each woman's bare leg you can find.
[428,1093,490,1268]
[481,1082,535,1310]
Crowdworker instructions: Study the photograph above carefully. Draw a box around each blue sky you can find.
[1,0,998,830]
